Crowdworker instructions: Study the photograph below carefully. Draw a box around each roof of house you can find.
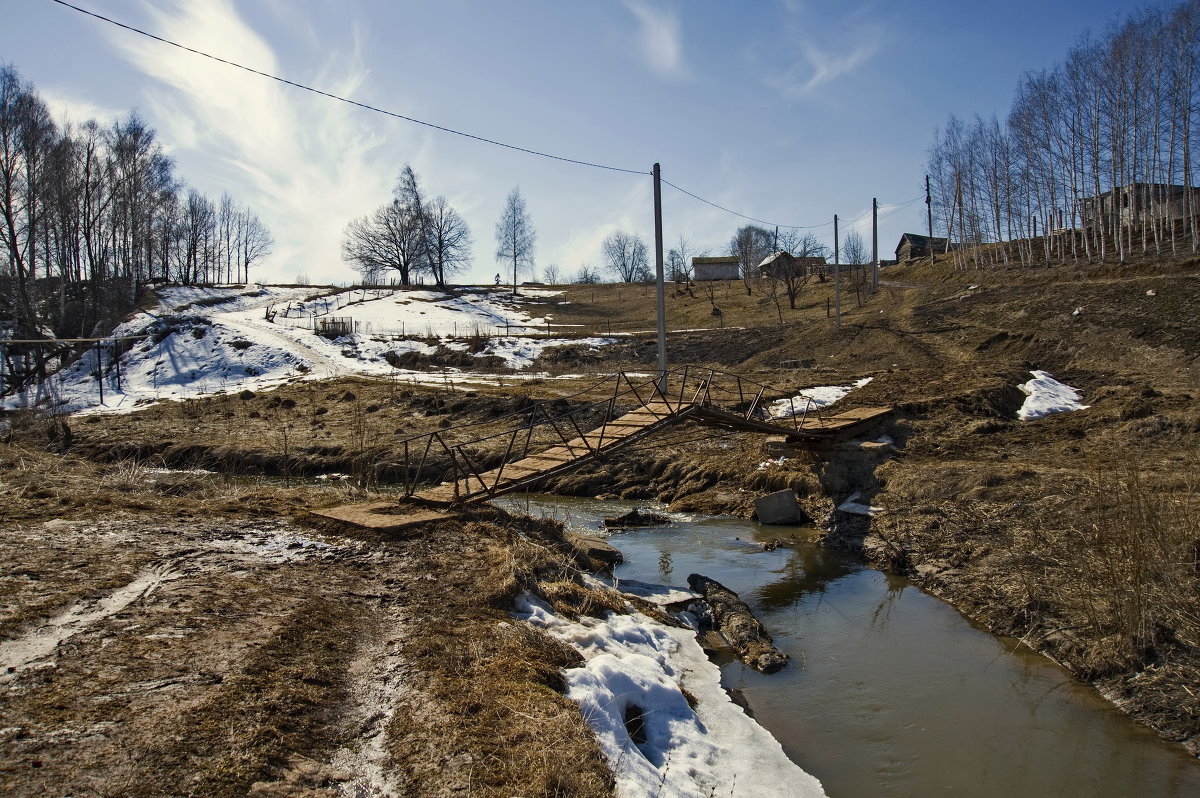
[896,233,949,249]
[758,251,827,270]
[692,256,739,265]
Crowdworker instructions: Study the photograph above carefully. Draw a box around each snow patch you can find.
[1017,370,1089,421]
[769,377,873,418]
[3,284,618,415]
[514,593,824,798]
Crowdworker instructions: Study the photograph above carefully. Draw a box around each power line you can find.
[52,0,925,234]
[665,176,924,232]
[49,0,648,176]
[661,177,834,230]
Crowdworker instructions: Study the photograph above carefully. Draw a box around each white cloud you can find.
[103,0,424,284]
[762,3,883,97]
[768,38,879,97]
[622,0,686,78]
[37,86,123,128]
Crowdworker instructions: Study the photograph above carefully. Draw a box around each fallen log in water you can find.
[686,573,788,673]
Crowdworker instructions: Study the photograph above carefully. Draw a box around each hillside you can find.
[1,257,1198,793]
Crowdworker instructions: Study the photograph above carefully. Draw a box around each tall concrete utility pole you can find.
[834,214,841,328]
[652,163,667,391]
[872,197,879,290]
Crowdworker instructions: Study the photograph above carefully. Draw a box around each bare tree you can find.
[841,230,871,304]
[601,230,649,282]
[341,165,429,286]
[729,224,773,294]
[573,263,602,284]
[237,208,272,283]
[494,186,536,296]
[774,230,826,308]
[666,234,705,281]
[542,263,561,284]
[424,195,471,287]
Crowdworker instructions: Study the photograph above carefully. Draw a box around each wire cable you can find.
[52,1,926,231]
[49,0,648,176]
[661,177,835,230]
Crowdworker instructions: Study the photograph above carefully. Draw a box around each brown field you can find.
[2,254,1199,793]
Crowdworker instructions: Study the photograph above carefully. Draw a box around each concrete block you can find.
[754,489,801,525]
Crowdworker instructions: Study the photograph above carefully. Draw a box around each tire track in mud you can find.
[328,607,412,798]
[0,556,190,684]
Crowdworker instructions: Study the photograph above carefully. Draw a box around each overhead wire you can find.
[52,0,927,234]
[660,177,835,230]
[49,0,647,176]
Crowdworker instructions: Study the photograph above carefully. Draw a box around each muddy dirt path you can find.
[0,518,415,796]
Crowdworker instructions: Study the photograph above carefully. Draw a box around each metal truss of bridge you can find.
[392,369,890,508]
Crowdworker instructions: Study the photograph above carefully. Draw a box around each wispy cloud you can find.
[772,40,879,96]
[103,0,423,283]
[622,0,686,78]
[38,86,124,129]
[551,179,654,276]
[762,3,883,98]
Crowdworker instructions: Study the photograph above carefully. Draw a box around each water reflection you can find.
[752,542,860,611]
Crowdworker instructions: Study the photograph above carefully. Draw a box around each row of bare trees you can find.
[0,65,272,340]
[929,1,1200,268]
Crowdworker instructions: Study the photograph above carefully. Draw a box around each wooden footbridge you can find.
[392,369,890,508]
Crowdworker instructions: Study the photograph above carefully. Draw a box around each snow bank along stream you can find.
[498,495,1200,798]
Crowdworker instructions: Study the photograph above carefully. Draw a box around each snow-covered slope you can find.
[5,284,613,415]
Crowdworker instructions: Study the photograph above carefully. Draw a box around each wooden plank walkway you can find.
[414,400,693,505]
[413,400,892,507]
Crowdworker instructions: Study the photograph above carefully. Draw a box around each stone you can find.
[754,489,801,525]
[562,531,623,569]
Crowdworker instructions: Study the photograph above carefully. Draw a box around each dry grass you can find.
[382,513,613,797]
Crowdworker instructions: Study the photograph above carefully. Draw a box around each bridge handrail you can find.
[391,368,820,501]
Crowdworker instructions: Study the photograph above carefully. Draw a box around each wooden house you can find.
[1081,183,1200,232]
[757,251,826,278]
[692,256,741,281]
[895,233,956,262]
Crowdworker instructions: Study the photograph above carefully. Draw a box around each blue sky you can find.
[4,0,1143,284]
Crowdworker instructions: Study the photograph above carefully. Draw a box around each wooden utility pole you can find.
[652,163,667,390]
[871,197,879,290]
[834,214,841,328]
[926,175,934,264]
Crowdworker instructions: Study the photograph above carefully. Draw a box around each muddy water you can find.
[495,495,1200,798]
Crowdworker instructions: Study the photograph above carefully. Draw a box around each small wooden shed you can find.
[692,256,741,281]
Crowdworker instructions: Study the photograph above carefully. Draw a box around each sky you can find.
[3,0,1146,285]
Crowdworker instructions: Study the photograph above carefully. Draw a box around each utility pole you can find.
[95,340,104,405]
[926,175,934,264]
[652,163,667,392]
[871,197,879,291]
[834,214,841,328]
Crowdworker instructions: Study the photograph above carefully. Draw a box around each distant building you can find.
[757,251,826,278]
[895,233,957,262]
[1081,183,1200,231]
[692,256,741,281]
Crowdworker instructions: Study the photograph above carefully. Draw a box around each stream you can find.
[494,494,1200,797]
